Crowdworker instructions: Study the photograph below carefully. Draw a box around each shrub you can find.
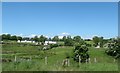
[50,44,59,48]
[105,38,120,59]
[73,45,89,63]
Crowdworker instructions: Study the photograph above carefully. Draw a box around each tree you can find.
[116,37,120,59]
[52,36,59,41]
[105,37,120,59]
[33,36,39,42]
[39,35,47,45]
[92,36,105,47]
[10,35,17,41]
[92,36,100,47]
[48,38,52,41]
[2,34,7,40]
[6,34,11,40]
[17,36,22,41]
[22,37,30,41]
[30,38,34,41]
[73,45,89,63]
[99,37,104,47]
[64,36,73,46]
[73,36,86,46]
[73,36,82,42]
[62,36,67,41]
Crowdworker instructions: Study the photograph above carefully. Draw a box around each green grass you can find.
[85,41,94,45]
[2,44,118,71]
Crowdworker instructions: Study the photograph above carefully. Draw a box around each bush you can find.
[73,45,89,63]
[93,43,97,47]
[64,39,74,46]
[50,44,59,48]
[86,43,92,47]
[105,38,120,59]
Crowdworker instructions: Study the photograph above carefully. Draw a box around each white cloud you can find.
[21,34,37,38]
[1,33,9,34]
[61,32,70,35]
[30,34,36,37]
[16,33,23,37]
[58,32,70,36]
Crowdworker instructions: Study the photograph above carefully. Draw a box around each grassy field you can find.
[2,43,118,71]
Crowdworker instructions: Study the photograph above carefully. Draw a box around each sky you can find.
[2,2,118,39]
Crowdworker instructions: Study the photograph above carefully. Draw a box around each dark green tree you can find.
[92,36,100,47]
[62,36,67,41]
[99,37,104,47]
[105,37,120,59]
[48,38,52,41]
[6,34,11,40]
[33,36,39,42]
[22,37,30,40]
[39,35,47,45]
[17,36,22,41]
[73,36,82,42]
[64,36,73,46]
[10,35,17,41]
[73,45,89,63]
[2,34,7,40]
[73,36,86,46]
[52,36,59,41]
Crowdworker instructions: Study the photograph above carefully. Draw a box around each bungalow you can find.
[17,40,35,43]
[44,41,57,45]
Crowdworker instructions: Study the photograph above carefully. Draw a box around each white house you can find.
[17,40,35,43]
[44,41,57,45]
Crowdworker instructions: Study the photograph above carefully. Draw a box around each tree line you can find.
[0,34,113,47]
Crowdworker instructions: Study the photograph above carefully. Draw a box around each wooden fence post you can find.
[79,56,81,66]
[68,59,70,66]
[94,58,97,63]
[62,59,64,66]
[45,56,47,65]
[114,59,116,62]
[88,58,91,63]
[30,56,32,61]
[86,59,87,64]
[15,55,17,62]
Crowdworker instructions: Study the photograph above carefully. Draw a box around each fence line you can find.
[10,56,117,65]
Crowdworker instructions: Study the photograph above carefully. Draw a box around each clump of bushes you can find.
[50,44,59,48]
[105,38,120,59]
[73,45,89,63]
